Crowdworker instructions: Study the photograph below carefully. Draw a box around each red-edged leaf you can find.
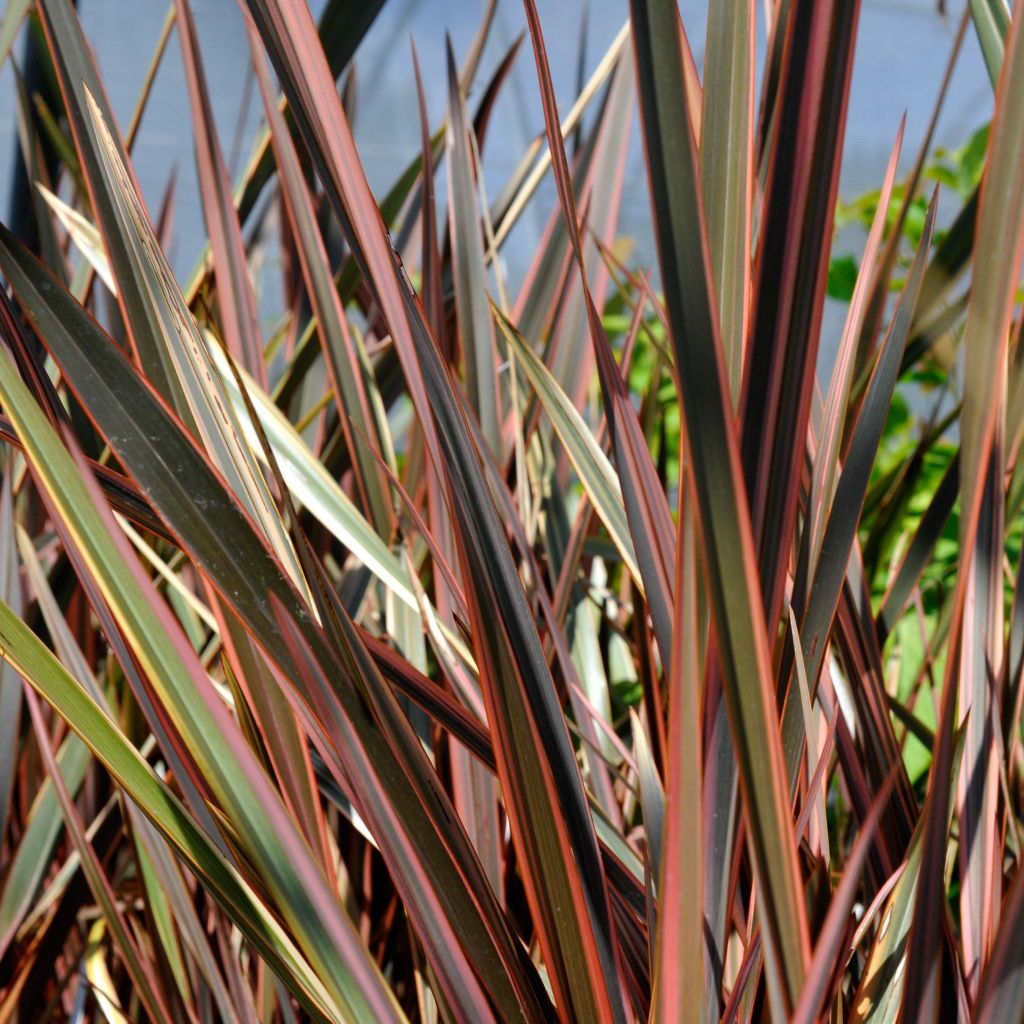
[173,0,266,385]
[628,0,811,1013]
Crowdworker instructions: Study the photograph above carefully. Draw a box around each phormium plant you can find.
[0,0,1021,1021]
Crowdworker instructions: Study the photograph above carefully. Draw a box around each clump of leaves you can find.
[0,1,1021,1022]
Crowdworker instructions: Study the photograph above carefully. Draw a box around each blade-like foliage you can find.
[0,0,1020,1020]
[628,0,810,1013]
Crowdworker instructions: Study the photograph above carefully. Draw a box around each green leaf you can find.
[446,41,503,456]
[0,477,22,840]
[493,306,642,589]
[700,0,754,402]
[173,0,266,383]
[0,0,30,68]
[246,20,394,534]
[969,0,1011,86]
[0,730,91,956]
[651,506,704,1024]
[827,255,859,301]
[37,0,184,406]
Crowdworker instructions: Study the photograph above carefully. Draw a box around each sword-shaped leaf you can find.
[629,0,811,1013]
